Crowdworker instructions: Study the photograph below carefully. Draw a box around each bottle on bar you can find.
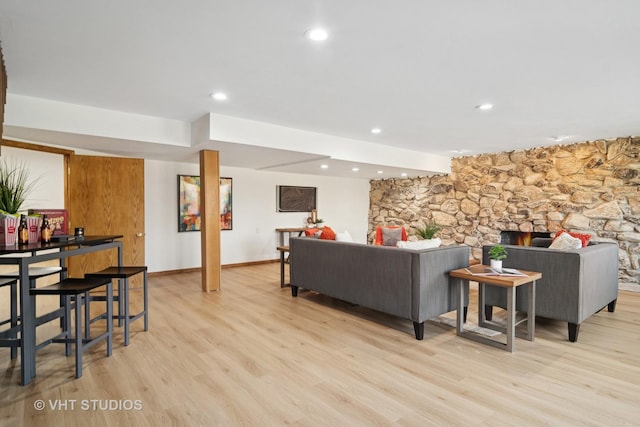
[41,214,52,243]
[17,214,29,245]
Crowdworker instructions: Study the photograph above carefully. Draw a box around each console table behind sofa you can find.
[289,237,469,340]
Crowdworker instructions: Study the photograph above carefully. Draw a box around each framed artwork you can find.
[220,177,232,230]
[178,175,233,232]
[277,185,317,212]
[178,175,201,232]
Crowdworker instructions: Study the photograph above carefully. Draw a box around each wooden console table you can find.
[275,227,306,288]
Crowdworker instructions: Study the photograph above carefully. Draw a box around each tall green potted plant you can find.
[0,159,37,214]
[0,159,38,244]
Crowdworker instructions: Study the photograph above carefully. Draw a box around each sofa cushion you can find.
[396,238,441,249]
[335,230,353,242]
[554,229,591,247]
[549,232,582,250]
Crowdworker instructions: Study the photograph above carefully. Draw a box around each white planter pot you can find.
[490,259,503,272]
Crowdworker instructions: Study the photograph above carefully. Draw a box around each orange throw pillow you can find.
[304,228,320,237]
[319,226,336,240]
[554,230,591,247]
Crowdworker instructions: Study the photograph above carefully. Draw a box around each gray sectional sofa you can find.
[289,237,470,340]
[482,240,619,342]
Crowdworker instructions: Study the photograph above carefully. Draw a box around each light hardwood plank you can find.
[1,263,639,426]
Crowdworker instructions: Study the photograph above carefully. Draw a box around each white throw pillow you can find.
[549,232,582,250]
[396,238,441,249]
[335,230,354,242]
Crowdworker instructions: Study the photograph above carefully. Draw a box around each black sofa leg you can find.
[568,323,580,342]
[413,322,424,340]
[291,285,298,297]
[608,299,617,312]
[484,305,493,321]
[463,306,468,323]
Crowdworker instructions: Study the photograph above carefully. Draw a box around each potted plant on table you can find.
[488,244,508,272]
[415,222,442,246]
[0,159,38,244]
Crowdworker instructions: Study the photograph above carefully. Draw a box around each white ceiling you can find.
[1,1,639,179]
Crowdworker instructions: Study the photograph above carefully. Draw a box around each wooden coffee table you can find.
[450,264,541,352]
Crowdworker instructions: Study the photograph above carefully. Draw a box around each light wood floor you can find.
[1,263,639,426]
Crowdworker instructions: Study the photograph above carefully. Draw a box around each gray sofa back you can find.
[481,242,618,324]
[290,237,469,324]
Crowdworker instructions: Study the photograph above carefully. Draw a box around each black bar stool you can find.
[86,266,148,346]
[0,278,19,359]
[30,277,113,379]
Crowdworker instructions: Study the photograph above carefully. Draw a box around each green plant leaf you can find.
[0,159,38,214]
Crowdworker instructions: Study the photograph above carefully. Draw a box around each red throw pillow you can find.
[554,229,591,247]
[319,226,336,240]
[304,228,320,237]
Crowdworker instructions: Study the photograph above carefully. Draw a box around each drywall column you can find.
[200,150,221,292]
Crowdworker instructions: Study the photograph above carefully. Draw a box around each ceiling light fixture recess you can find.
[352,167,359,172]
[475,103,493,111]
[377,170,383,174]
[211,92,228,101]
[371,128,381,134]
[305,28,328,41]
[320,164,329,169]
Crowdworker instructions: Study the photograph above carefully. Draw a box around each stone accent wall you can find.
[368,136,640,288]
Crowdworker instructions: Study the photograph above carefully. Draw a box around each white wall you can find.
[1,146,65,212]
[144,160,370,272]
[6,145,370,273]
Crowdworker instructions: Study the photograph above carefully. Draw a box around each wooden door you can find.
[68,155,145,279]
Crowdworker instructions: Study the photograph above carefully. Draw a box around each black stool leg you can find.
[123,278,130,346]
[75,293,83,378]
[106,281,113,356]
[117,278,124,327]
[84,291,91,340]
[10,281,18,359]
[64,295,72,357]
[143,271,148,331]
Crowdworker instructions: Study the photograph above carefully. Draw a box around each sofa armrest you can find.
[412,245,470,322]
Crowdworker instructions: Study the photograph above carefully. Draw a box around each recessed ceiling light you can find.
[305,28,328,41]
[320,164,329,169]
[377,170,383,174]
[475,103,493,111]
[211,92,228,101]
[401,173,408,177]
[352,167,359,172]
[371,128,382,134]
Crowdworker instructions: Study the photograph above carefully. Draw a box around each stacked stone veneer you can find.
[368,136,640,288]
